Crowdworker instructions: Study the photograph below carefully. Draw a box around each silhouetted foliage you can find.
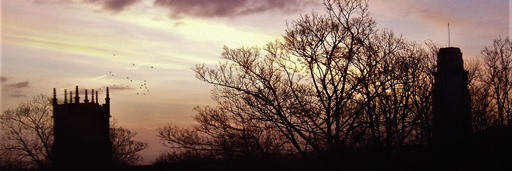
[110,120,149,167]
[157,106,287,161]
[466,59,495,132]
[462,37,512,132]
[0,95,53,170]
[481,37,512,126]
[157,0,439,168]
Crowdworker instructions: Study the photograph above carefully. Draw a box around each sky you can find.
[1,0,510,164]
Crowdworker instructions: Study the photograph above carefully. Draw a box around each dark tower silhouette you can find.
[52,86,112,171]
[432,47,472,146]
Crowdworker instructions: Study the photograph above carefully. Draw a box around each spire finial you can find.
[75,86,80,104]
[84,89,89,103]
[64,89,68,104]
[91,89,95,103]
[52,88,57,105]
[105,87,110,105]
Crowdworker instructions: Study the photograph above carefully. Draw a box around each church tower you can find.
[432,47,472,146]
[52,86,112,171]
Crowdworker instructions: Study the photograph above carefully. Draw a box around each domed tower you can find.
[52,86,112,171]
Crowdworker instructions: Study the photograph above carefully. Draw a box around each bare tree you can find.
[281,0,375,156]
[110,120,149,167]
[158,0,440,164]
[481,37,512,125]
[465,59,494,132]
[0,95,53,170]
[157,105,287,161]
[357,31,436,149]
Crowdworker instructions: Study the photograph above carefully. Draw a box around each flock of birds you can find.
[107,53,156,96]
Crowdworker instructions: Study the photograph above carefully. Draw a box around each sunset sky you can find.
[1,0,510,164]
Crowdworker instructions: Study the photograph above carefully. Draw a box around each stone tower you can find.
[52,86,112,171]
[432,47,472,146]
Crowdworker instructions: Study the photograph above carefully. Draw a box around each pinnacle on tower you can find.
[75,86,80,104]
[52,88,57,105]
[91,89,95,103]
[85,89,89,103]
[105,87,110,105]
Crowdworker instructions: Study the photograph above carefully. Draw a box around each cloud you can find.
[31,0,316,17]
[2,80,29,98]
[109,86,134,91]
[154,0,317,18]
[84,0,141,12]
[372,0,508,33]
[407,1,507,26]
[6,81,30,89]
[8,90,27,98]
[370,0,509,58]
[9,94,27,98]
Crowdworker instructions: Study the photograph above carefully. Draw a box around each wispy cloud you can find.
[372,0,508,27]
[7,90,27,98]
[29,0,142,13]
[84,0,141,12]
[403,0,507,27]
[2,78,29,98]
[109,86,134,91]
[29,0,317,18]
[154,0,317,18]
[370,0,509,57]
[9,93,27,98]
[92,75,108,80]
[6,81,30,89]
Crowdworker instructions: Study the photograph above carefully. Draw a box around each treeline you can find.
[155,0,512,169]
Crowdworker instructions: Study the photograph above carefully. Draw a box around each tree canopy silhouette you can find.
[157,1,440,168]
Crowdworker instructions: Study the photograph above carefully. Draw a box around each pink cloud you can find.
[84,0,141,12]
[154,0,317,18]
[370,0,509,58]
[6,81,30,89]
